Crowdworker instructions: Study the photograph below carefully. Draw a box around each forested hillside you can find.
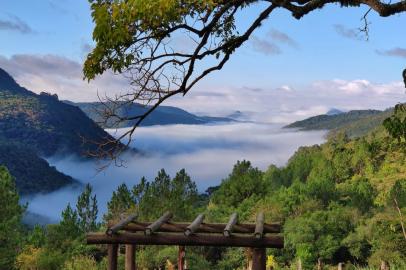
[4,117,405,269]
[0,68,120,157]
[285,109,392,138]
[0,142,76,194]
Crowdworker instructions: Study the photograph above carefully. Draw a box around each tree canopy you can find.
[83,0,406,157]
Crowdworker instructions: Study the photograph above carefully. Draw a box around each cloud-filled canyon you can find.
[24,123,326,222]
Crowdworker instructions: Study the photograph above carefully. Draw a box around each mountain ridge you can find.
[65,101,235,128]
[284,109,392,138]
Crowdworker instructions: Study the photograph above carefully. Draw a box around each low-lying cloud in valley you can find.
[24,123,326,222]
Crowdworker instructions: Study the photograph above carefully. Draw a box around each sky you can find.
[0,0,405,121]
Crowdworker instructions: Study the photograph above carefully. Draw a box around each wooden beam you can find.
[107,213,138,235]
[125,245,136,270]
[124,222,281,234]
[252,248,266,270]
[185,214,204,236]
[224,213,238,237]
[107,244,118,270]
[87,232,284,248]
[145,212,173,235]
[254,212,265,239]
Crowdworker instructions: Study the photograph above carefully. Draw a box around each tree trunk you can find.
[337,262,344,270]
[394,198,406,241]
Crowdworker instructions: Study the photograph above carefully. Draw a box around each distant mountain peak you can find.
[326,108,344,116]
[0,68,20,91]
[227,110,244,120]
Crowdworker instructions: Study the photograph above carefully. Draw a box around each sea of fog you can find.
[23,122,327,223]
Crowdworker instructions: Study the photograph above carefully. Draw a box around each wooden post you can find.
[317,258,323,270]
[178,246,185,270]
[252,248,266,270]
[107,244,118,270]
[125,244,136,270]
[246,248,253,270]
[380,260,390,270]
[297,258,302,270]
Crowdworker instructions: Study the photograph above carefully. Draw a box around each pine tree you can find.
[104,183,135,222]
[59,203,81,239]
[76,184,98,232]
[135,169,199,221]
[0,166,24,270]
[170,169,198,220]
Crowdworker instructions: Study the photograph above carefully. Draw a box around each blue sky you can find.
[0,0,405,120]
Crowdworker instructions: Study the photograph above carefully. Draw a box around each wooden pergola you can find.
[86,211,284,270]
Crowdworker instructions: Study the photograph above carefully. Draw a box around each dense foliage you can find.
[383,104,406,144]
[0,142,75,194]
[0,166,25,270]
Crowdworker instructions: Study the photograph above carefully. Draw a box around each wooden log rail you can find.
[224,212,238,237]
[122,221,281,234]
[254,212,265,239]
[145,211,173,235]
[185,214,205,236]
[106,213,138,236]
[87,232,284,248]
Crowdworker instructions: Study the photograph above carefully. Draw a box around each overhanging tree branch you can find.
[84,0,406,160]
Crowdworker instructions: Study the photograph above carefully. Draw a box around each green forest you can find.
[2,112,406,270]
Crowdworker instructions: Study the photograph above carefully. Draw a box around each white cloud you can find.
[268,29,299,48]
[376,47,406,58]
[333,24,362,40]
[250,36,281,55]
[0,54,129,101]
[0,15,34,34]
